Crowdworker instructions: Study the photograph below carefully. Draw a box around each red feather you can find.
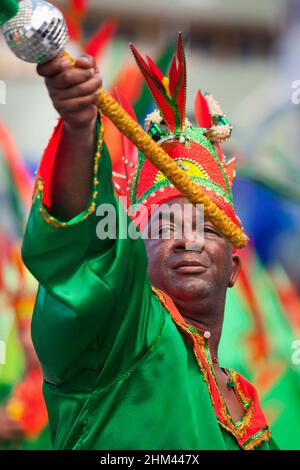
[85,19,118,60]
[173,33,186,127]
[146,55,164,83]
[194,90,211,128]
[169,55,179,96]
[130,42,176,131]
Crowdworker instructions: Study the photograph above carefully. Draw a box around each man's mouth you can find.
[173,260,207,274]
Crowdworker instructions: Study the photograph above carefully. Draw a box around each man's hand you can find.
[0,406,24,442]
[37,54,102,130]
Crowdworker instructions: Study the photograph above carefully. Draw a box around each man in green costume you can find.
[22,36,277,450]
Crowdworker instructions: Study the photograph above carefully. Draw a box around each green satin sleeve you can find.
[22,119,163,392]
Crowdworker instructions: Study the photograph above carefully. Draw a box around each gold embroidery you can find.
[152,289,214,410]
[217,371,254,440]
[32,177,44,205]
[193,329,255,441]
[180,323,214,406]
[230,369,251,409]
[243,429,272,451]
[219,402,255,441]
[151,286,268,449]
[38,119,104,228]
[152,287,167,308]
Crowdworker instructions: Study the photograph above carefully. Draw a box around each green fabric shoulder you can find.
[22,118,163,392]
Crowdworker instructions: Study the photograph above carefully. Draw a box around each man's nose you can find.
[172,232,204,252]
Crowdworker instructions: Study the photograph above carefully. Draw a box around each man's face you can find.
[144,198,241,305]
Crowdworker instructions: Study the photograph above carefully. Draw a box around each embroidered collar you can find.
[152,286,271,450]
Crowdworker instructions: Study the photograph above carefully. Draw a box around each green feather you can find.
[0,0,19,26]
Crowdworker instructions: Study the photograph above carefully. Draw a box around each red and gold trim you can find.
[32,115,104,228]
[152,286,271,450]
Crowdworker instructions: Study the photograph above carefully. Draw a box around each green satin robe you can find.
[22,121,277,450]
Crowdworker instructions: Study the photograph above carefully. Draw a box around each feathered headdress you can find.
[125,33,247,246]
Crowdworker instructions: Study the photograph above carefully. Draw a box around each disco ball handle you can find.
[61,51,197,211]
[0,0,194,199]
[0,0,207,218]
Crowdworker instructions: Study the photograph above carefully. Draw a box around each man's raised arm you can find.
[21,54,162,389]
[36,54,102,220]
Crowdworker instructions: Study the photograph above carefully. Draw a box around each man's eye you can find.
[158,226,174,237]
[204,226,219,236]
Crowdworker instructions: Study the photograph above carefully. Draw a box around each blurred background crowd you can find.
[0,0,299,450]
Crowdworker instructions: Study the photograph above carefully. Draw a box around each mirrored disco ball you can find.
[1,0,69,64]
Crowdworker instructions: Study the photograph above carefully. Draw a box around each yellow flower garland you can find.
[95,89,249,248]
[62,52,248,248]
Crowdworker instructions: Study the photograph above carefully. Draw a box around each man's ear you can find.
[228,253,241,288]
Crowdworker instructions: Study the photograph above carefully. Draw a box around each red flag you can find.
[85,19,118,61]
[64,12,81,42]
